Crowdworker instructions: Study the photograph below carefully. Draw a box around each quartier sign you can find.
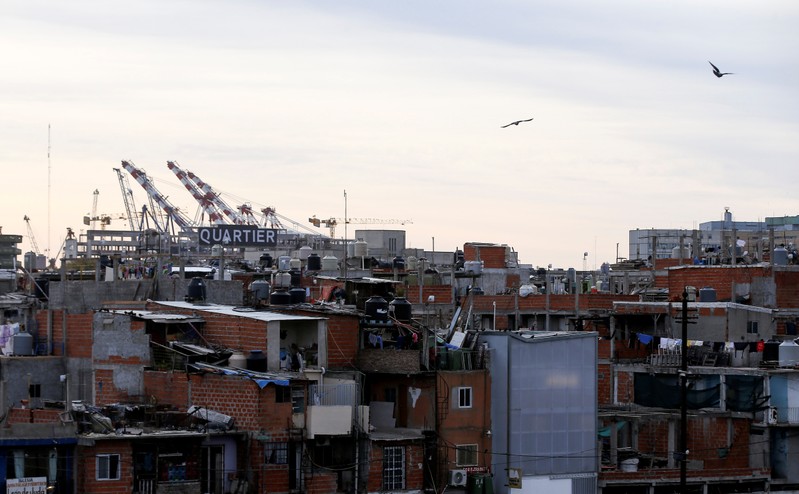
[197,226,279,247]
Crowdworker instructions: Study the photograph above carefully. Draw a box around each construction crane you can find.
[23,215,41,255]
[120,160,194,233]
[166,161,227,225]
[113,167,139,229]
[185,170,246,225]
[308,216,412,238]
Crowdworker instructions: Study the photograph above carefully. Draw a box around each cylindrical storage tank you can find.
[289,269,302,287]
[671,246,689,259]
[365,295,389,321]
[270,290,292,305]
[211,244,223,257]
[406,256,418,271]
[228,352,247,368]
[307,253,322,271]
[686,286,697,302]
[354,240,368,258]
[298,246,313,261]
[274,272,291,289]
[278,255,292,271]
[289,258,301,270]
[392,256,405,270]
[250,279,271,301]
[322,255,338,270]
[289,287,307,304]
[465,260,483,275]
[246,350,267,372]
[187,277,206,302]
[773,247,789,266]
[764,340,781,362]
[389,297,412,322]
[699,287,717,302]
[779,340,799,367]
[13,331,34,356]
[259,253,273,269]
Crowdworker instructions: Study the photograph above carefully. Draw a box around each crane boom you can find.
[23,215,41,255]
[166,161,227,225]
[113,167,139,229]
[120,160,194,232]
[185,170,246,224]
[308,216,412,238]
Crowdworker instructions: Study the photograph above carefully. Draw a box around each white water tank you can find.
[289,258,302,270]
[779,340,799,367]
[354,240,368,258]
[322,255,338,270]
[298,246,313,260]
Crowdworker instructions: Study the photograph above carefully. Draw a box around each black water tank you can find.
[390,297,412,322]
[270,290,291,305]
[392,256,406,270]
[259,253,273,269]
[246,350,267,372]
[289,269,302,287]
[764,340,781,362]
[289,287,307,304]
[34,278,49,300]
[365,296,389,321]
[307,253,322,271]
[186,277,206,302]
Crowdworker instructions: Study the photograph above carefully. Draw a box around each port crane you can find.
[185,170,247,225]
[23,215,41,255]
[166,161,227,225]
[120,160,194,233]
[308,216,412,238]
[113,167,139,229]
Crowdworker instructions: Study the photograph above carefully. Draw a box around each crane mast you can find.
[113,167,139,229]
[120,160,194,232]
[23,215,41,255]
[166,161,227,225]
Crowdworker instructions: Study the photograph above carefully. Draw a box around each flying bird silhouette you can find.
[708,61,733,78]
[501,118,533,128]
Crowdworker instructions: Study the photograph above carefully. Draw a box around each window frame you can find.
[457,386,473,409]
[382,445,405,490]
[264,442,288,465]
[96,454,121,481]
[456,444,479,467]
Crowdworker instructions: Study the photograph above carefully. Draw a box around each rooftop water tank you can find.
[354,240,368,258]
[228,352,247,368]
[307,253,322,271]
[406,256,418,271]
[773,247,789,266]
[289,269,302,287]
[273,272,291,288]
[298,246,313,261]
[389,297,412,322]
[763,340,781,363]
[250,279,271,301]
[365,295,389,321]
[465,260,483,275]
[289,287,307,304]
[259,253,273,269]
[392,256,405,270]
[779,340,799,367]
[246,350,267,372]
[211,244,223,257]
[278,256,291,271]
[289,258,301,270]
[699,287,717,302]
[186,277,206,302]
[13,331,33,356]
[270,290,291,305]
[321,255,338,271]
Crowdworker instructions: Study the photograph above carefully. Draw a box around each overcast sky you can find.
[2,0,797,269]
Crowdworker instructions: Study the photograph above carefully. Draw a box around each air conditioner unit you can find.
[448,469,467,487]
[768,407,779,425]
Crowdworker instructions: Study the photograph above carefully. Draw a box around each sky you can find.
[2,0,798,270]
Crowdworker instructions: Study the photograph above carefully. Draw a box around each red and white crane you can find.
[166,161,227,225]
[185,170,246,225]
[120,160,194,232]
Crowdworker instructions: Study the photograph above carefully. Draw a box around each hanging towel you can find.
[637,333,654,345]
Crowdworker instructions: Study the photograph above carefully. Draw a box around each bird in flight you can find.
[501,117,533,128]
[708,61,733,78]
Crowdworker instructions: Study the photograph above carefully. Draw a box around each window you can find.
[747,321,759,334]
[265,442,288,465]
[456,444,478,466]
[276,386,291,403]
[457,387,472,408]
[382,446,405,490]
[97,454,120,480]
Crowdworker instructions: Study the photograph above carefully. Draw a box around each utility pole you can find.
[679,288,688,492]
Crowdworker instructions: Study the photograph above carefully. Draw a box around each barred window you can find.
[456,444,478,466]
[264,442,288,465]
[382,446,405,490]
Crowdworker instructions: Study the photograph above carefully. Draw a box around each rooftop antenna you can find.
[47,124,51,257]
